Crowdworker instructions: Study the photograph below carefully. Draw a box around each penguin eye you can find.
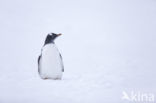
[51,33,57,36]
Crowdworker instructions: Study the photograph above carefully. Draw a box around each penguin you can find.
[38,33,64,80]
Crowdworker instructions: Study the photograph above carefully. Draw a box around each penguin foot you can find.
[42,77,49,80]
[41,77,61,80]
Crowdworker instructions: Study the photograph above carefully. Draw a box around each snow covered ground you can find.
[0,0,156,103]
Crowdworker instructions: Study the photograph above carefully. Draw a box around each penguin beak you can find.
[57,33,62,36]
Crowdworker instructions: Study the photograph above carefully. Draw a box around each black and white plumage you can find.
[38,33,64,80]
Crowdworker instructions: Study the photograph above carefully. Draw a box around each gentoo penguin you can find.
[38,33,64,80]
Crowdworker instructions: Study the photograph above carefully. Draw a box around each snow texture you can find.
[0,0,156,103]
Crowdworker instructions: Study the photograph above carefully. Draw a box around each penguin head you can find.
[44,33,62,45]
[50,33,62,40]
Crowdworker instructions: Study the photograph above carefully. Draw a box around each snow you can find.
[0,0,156,103]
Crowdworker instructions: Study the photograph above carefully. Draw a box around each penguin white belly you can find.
[40,44,62,79]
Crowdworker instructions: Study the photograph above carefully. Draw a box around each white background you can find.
[0,0,156,103]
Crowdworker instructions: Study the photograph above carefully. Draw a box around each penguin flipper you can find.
[59,53,64,72]
[38,55,42,74]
